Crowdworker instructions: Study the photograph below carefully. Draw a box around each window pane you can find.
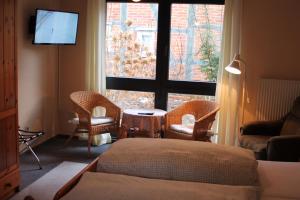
[169,4,224,82]
[106,90,155,110]
[167,93,215,111]
[106,3,158,79]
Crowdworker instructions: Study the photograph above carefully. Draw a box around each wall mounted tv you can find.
[33,9,79,45]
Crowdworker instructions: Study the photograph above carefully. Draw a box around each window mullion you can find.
[154,1,171,110]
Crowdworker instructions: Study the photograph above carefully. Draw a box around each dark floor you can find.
[19,135,111,189]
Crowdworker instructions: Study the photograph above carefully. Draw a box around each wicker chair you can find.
[164,100,220,141]
[67,91,121,154]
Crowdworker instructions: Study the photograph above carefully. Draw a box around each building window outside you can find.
[106,3,158,80]
[105,1,224,111]
[169,4,224,82]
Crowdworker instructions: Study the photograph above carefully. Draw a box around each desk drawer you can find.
[0,169,19,199]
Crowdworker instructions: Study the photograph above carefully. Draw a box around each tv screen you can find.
[33,9,79,45]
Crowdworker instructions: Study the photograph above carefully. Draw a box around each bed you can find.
[54,138,300,200]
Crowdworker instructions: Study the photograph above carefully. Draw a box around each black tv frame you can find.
[32,8,79,45]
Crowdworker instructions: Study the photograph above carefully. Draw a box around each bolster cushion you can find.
[97,138,258,186]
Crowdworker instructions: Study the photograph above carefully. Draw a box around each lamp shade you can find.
[132,0,141,2]
[225,60,241,75]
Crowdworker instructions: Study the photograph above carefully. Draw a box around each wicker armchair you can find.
[164,100,220,141]
[68,91,121,154]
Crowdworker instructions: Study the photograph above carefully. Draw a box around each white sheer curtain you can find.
[86,0,109,145]
[86,0,106,94]
[216,0,243,145]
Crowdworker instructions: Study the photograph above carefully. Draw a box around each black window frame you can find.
[106,0,225,110]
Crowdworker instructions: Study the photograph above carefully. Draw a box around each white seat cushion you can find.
[69,117,114,125]
[170,124,193,134]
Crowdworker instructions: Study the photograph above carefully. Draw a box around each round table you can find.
[120,109,166,138]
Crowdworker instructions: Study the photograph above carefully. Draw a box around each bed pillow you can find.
[97,138,258,186]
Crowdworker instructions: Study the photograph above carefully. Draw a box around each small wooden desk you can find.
[120,109,166,138]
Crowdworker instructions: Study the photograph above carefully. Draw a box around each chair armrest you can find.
[267,135,300,162]
[71,104,92,125]
[240,120,283,136]
[193,108,219,140]
[106,104,121,122]
[97,97,121,123]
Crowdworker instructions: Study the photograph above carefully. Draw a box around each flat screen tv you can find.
[33,9,79,45]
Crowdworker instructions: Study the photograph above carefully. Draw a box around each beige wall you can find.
[241,0,300,123]
[17,0,87,139]
[58,0,87,134]
[17,0,60,143]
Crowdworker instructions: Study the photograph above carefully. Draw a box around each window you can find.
[106,2,158,80]
[169,4,224,82]
[167,93,215,111]
[106,90,155,110]
[106,0,224,111]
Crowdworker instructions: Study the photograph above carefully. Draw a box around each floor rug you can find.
[11,161,87,200]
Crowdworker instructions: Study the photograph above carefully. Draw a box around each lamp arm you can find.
[239,61,249,103]
[241,66,246,126]
[239,59,249,127]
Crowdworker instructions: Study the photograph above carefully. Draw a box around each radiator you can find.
[255,79,300,121]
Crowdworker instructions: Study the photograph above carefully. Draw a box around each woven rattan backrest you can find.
[70,91,120,117]
[176,100,219,120]
[165,100,219,127]
[192,100,218,119]
[70,91,101,112]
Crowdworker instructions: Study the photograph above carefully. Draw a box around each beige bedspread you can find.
[258,161,300,200]
[61,172,259,200]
